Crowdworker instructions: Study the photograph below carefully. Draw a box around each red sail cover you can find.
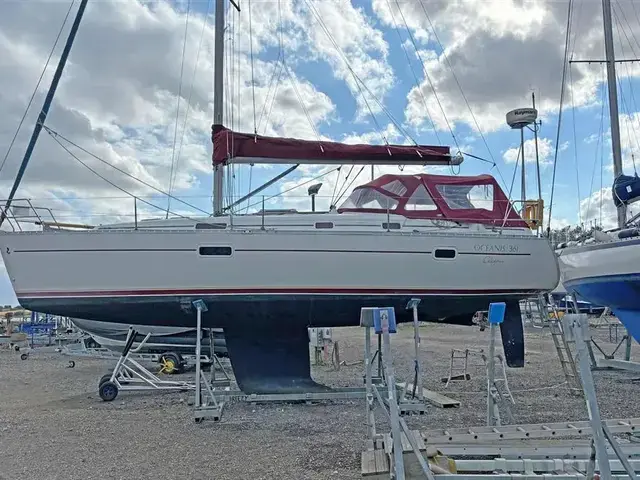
[338,173,529,228]
[211,124,456,166]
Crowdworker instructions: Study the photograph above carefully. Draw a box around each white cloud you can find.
[502,137,556,166]
[584,133,601,144]
[578,187,639,230]
[371,0,640,134]
[341,123,405,146]
[0,0,349,228]
[548,216,571,230]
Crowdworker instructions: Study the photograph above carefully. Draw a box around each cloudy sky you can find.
[1,0,640,305]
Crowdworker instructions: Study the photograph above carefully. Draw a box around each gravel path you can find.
[1,323,638,480]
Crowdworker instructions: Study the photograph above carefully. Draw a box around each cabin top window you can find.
[380,179,407,197]
[405,185,437,211]
[339,188,399,210]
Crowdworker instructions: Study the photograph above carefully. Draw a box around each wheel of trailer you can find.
[67,360,75,368]
[159,352,182,374]
[99,381,118,402]
[99,373,128,388]
[20,353,28,361]
[99,374,113,388]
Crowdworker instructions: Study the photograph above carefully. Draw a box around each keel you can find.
[223,323,330,394]
[500,301,525,368]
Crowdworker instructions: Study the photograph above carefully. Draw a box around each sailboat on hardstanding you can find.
[0,0,559,393]
[557,0,640,343]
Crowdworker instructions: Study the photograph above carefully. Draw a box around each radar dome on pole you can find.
[506,108,538,129]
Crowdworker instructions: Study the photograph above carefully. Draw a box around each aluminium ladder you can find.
[539,293,582,396]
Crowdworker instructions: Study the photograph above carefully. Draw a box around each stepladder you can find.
[542,294,582,396]
[442,348,482,387]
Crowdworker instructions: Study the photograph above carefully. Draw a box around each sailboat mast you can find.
[602,0,626,228]
[212,0,225,215]
[0,0,89,228]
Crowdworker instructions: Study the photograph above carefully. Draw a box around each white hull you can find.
[558,239,640,285]
[3,214,558,301]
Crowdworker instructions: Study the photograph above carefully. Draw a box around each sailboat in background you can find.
[557,0,640,342]
[0,0,560,394]
[70,318,227,356]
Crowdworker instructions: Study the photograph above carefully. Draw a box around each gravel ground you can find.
[1,322,639,480]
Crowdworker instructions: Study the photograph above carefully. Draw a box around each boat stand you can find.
[568,295,640,373]
[206,329,232,388]
[361,306,436,480]
[97,328,194,402]
[395,299,429,415]
[563,313,639,480]
[363,333,385,386]
[361,313,640,479]
[192,300,225,423]
[485,303,515,427]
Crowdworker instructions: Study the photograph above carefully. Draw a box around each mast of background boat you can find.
[602,0,626,228]
[532,92,542,201]
[520,122,526,206]
[212,0,226,216]
[0,0,89,228]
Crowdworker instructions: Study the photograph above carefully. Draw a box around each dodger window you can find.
[405,185,437,211]
[436,184,494,210]
[339,188,399,210]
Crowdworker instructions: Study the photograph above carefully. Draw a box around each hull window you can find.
[196,222,227,230]
[382,222,401,230]
[199,246,232,256]
[315,222,334,229]
[434,248,456,259]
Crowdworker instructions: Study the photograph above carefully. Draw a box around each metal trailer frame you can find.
[59,334,217,371]
[209,387,369,403]
[360,309,640,479]
[97,328,195,402]
[422,417,640,445]
[436,441,640,459]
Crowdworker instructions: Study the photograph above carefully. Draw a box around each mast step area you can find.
[422,418,640,444]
